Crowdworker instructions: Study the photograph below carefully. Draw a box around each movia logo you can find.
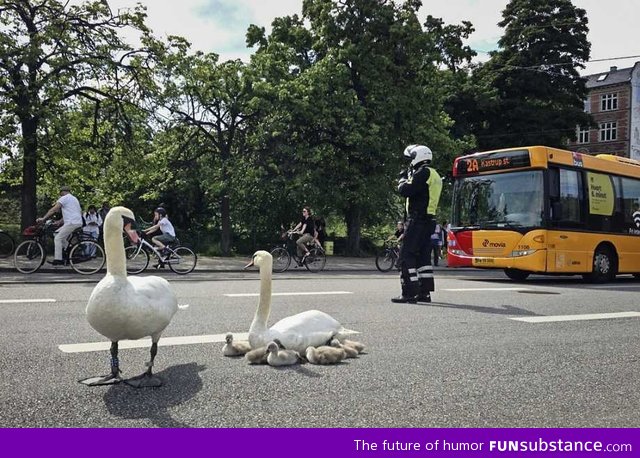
[572,152,584,167]
[482,239,506,248]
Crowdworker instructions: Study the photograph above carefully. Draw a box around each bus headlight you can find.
[510,249,537,257]
[450,249,466,256]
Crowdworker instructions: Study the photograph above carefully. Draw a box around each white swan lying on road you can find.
[81,206,181,388]
[245,251,357,354]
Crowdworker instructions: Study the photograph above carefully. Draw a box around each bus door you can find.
[547,168,590,273]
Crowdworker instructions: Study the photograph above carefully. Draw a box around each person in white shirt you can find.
[82,205,103,240]
[36,185,83,265]
[143,207,176,254]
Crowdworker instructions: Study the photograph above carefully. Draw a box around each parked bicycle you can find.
[13,220,105,274]
[124,231,197,275]
[0,228,15,258]
[270,229,326,273]
[375,240,400,272]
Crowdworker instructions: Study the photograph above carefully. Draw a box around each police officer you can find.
[392,145,442,303]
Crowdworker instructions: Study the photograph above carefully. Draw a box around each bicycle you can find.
[124,231,197,275]
[0,228,15,258]
[270,229,326,273]
[13,220,105,274]
[375,240,400,272]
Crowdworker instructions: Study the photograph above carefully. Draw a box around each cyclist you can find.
[36,185,83,266]
[143,207,176,256]
[291,206,317,263]
[386,221,405,244]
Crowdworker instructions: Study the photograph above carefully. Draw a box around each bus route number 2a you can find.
[466,159,479,173]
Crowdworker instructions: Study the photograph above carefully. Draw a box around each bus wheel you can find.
[583,246,616,283]
[633,273,640,280]
[504,268,530,281]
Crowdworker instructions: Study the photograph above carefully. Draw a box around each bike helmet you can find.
[155,207,167,217]
[403,144,433,167]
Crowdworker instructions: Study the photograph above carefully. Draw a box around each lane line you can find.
[224,291,353,297]
[443,287,530,292]
[510,311,640,323]
[59,332,250,353]
[0,298,57,304]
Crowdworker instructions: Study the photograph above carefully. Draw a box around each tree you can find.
[246,0,470,254]
[0,0,158,228]
[157,38,255,255]
[473,0,591,150]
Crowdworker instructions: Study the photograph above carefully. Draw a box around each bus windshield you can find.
[452,170,544,229]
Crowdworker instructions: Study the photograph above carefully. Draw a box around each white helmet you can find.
[403,144,433,167]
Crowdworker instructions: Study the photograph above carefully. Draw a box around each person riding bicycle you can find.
[143,207,176,256]
[36,185,83,266]
[291,206,317,263]
[386,221,405,245]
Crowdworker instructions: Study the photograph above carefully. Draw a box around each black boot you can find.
[391,282,418,304]
[416,280,432,303]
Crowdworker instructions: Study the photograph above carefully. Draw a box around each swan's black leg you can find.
[124,341,163,388]
[79,341,123,386]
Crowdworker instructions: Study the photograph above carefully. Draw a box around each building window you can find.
[600,93,618,111]
[577,126,589,144]
[599,122,617,142]
[583,98,591,113]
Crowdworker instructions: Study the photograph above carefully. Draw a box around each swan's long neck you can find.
[104,215,126,277]
[249,260,272,333]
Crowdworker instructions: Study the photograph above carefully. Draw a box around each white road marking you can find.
[59,332,250,353]
[224,291,353,297]
[443,287,530,292]
[0,298,57,304]
[510,311,640,323]
[590,284,640,289]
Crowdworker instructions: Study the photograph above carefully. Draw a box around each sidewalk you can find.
[0,254,450,273]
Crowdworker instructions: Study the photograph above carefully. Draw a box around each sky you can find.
[106,0,638,75]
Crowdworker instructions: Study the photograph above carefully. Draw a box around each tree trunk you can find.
[20,117,38,230]
[345,205,362,256]
[220,194,232,256]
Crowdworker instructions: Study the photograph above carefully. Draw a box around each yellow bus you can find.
[447,146,640,282]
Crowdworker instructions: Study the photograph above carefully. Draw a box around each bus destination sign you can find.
[456,150,532,176]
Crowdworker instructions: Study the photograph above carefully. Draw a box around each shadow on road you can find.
[103,363,205,427]
[424,301,541,316]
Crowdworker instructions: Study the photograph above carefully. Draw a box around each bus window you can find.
[621,177,640,230]
[550,168,583,227]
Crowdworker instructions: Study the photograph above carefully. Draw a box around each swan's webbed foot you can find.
[79,343,122,386]
[123,371,163,388]
[78,372,122,386]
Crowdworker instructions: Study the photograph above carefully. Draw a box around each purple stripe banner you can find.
[1,428,638,457]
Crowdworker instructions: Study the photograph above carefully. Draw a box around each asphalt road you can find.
[0,269,638,428]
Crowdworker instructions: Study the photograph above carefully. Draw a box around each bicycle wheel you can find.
[375,249,396,272]
[270,247,291,273]
[167,246,197,274]
[14,240,45,273]
[0,231,15,258]
[125,245,150,274]
[69,241,105,275]
[304,247,326,273]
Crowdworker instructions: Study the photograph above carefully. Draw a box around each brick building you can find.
[567,62,640,160]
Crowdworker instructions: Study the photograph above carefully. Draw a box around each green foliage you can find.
[449,0,591,151]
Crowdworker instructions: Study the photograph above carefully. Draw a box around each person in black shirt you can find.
[292,207,317,261]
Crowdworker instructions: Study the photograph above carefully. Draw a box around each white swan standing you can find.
[244,250,357,354]
[80,206,179,388]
